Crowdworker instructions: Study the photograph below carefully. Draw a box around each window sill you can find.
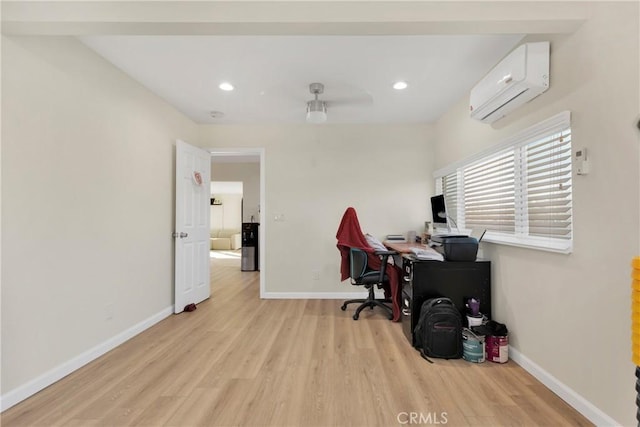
[482,232,572,254]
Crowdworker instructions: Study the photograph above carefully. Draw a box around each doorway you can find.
[209,180,242,268]
[209,148,265,298]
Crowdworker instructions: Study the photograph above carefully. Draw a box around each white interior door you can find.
[175,139,211,313]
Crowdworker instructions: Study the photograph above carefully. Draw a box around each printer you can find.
[432,235,479,262]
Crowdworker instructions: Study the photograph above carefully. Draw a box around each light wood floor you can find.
[3,254,592,427]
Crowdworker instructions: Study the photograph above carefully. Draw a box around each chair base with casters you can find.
[341,248,396,320]
[341,286,393,320]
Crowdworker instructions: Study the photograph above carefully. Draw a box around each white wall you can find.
[198,124,433,294]
[211,162,260,223]
[210,193,243,232]
[1,36,198,397]
[433,4,639,425]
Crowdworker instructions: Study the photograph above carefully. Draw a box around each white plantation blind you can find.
[434,111,573,253]
[464,149,515,234]
[525,130,572,239]
[442,172,459,227]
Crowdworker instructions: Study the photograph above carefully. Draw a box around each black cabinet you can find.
[401,256,491,345]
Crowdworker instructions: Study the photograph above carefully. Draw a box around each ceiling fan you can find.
[304,82,373,124]
[306,83,328,123]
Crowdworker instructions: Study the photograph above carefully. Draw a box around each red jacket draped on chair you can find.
[336,207,401,322]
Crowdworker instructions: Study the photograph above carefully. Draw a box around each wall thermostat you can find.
[575,148,590,175]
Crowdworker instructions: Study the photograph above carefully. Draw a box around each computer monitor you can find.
[430,194,447,229]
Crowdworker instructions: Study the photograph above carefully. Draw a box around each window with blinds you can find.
[441,172,459,227]
[434,111,573,253]
[464,149,516,234]
[524,130,572,239]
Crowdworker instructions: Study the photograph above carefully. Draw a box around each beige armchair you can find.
[210,229,242,250]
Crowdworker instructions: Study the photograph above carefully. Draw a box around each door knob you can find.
[172,232,188,238]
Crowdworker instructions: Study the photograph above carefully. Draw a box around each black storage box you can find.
[442,237,478,262]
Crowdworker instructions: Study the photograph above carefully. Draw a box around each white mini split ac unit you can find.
[470,41,550,124]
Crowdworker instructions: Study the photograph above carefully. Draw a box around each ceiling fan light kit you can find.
[307,99,327,123]
[306,82,327,123]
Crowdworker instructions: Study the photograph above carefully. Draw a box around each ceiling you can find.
[79,34,525,125]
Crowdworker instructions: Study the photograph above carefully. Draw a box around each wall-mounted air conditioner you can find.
[470,41,550,124]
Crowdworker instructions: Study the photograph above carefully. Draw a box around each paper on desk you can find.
[410,246,444,261]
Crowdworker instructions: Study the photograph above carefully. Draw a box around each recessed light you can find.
[393,81,408,90]
[219,82,234,91]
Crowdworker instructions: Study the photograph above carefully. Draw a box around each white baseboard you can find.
[508,346,620,427]
[0,306,173,412]
[261,291,387,299]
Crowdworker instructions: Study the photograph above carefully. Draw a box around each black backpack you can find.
[414,297,463,362]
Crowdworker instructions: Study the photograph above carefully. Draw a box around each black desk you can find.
[400,255,491,346]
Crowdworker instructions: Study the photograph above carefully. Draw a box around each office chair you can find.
[340,247,395,320]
